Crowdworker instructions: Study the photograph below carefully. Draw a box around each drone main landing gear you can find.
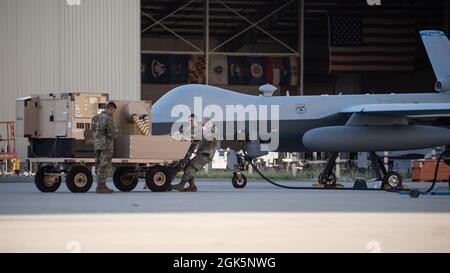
[315,152,343,189]
[315,152,406,191]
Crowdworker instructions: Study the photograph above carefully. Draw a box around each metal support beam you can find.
[212,0,295,52]
[369,152,382,181]
[205,0,210,85]
[142,11,203,52]
[212,0,298,54]
[141,50,204,55]
[369,152,387,181]
[335,153,340,178]
[209,52,299,57]
[383,151,389,171]
[298,0,304,95]
[217,0,296,52]
[141,51,298,56]
[142,0,198,34]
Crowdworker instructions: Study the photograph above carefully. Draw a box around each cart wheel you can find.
[383,171,403,190]
[409,189,421,198]
[113,168,138,192]
[146,165,171,192]
[35,165,61,192]
[232,173,247,188]
[66,165,93,193]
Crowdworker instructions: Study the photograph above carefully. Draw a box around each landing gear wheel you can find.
[113,168,139,192]
[146,165,171,192]
[318,173,337,185]
[35,165,61,192]
[232,173,247,188]
[66,165,93,193]
[383,171,403,190]
[409,189,420,198]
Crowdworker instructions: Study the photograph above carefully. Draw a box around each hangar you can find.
[1,0,450,254]
[0,0,449,165]
[140,0,449,102]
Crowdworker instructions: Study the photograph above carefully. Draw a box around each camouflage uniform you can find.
[173,123,218,192]
[92,111,119,192]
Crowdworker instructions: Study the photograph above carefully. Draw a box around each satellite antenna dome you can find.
[259,84,277,96]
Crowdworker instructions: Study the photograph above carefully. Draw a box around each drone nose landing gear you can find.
[314,152,344,189]
[231,151,250,189]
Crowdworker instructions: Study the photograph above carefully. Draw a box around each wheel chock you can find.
[400,184,410,190]
[353,179,368,190]
[383,184,409,191]
[313,183,344,189]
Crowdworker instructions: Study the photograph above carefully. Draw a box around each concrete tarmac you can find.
[0,177,449,252]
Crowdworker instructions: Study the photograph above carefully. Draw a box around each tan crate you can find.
[114,135,191,160]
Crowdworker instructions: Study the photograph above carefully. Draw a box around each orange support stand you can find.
[412,159,450,182]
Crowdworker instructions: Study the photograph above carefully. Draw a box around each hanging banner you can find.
[209,55,228,85]
[141,54,169,84]
[141,53,297,86]
[168,55,188,84]
[188,55,206,83]
[265,57,291,86]
[228,56,250,85]
[247,57,266,86]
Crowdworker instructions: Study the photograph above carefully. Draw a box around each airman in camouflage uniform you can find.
[92,102,119,193]
[172,118,218,192]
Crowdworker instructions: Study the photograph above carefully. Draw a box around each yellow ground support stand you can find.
[313,183,345,189]
[11,158,21,174]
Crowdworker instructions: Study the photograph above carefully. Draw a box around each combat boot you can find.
[171,181,186,191]
[183,185,197,192]
[184,179,197,192]
[96,184,114,193]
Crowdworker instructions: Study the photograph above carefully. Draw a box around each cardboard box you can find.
[114,135,191,160]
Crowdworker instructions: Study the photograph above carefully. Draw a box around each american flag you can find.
[329,16,416,72]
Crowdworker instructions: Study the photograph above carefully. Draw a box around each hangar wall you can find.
[0,0,141,159]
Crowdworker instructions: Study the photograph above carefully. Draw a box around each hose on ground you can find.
[239,152,343,190]
[420,150,450,194]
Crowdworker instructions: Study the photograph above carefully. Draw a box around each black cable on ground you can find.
[242,154,382,191]
[419,150,450,194]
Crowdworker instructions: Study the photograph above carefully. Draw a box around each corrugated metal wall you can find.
[0,0,141,160]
